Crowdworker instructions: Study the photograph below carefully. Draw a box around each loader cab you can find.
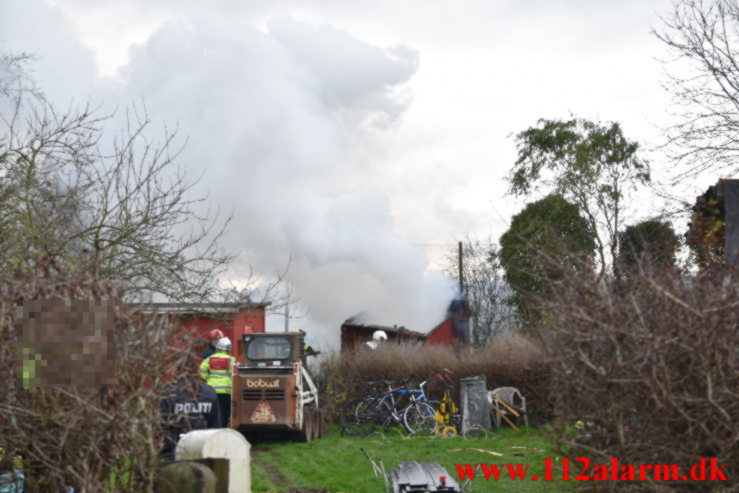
[239,333,303,368]
[232,330,323,438]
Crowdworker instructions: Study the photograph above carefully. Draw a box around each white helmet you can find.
[215,337,232,352]
[372,330,388,342]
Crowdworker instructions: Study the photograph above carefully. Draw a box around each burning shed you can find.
[340,297,471,352]
[426,297,471,346]
[340,319,426,352]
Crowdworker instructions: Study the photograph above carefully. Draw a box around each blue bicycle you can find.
[401,379,439,436]
[340,374,433,436]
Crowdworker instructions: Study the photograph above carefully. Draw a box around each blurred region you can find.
[0,265,198,491]
[19,299,116,387]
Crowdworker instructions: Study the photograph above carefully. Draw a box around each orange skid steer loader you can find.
[232,332,324,441]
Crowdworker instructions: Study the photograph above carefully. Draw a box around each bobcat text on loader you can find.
[232,331,325,441]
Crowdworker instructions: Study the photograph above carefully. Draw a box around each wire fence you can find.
[416,240,516,345]
[413,242,459,279]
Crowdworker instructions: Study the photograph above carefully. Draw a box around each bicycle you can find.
[341,374,423,436]
[340,378,387,436]
[401,379,438,436]
[399,373,459,437]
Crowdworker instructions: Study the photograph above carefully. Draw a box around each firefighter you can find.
[360,330,388,351]
[199,337,236,427]
[201,329,225,360]
[303,342,319,357]
[293,328,319,357]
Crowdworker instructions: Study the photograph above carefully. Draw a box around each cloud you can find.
[268,18,419,122]
[103,13,451,344]
[0,0,96,101]
[0,2,454,345]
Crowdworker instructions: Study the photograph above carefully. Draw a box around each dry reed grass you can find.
[320,333,550,423]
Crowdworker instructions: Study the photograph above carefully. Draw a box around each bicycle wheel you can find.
[340,397,379,436]
[402,401,438,436]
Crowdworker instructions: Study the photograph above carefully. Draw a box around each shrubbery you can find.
[0,265,196,492]
[545,264,738,491]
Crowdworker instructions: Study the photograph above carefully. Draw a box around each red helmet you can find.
[208,329,224,340]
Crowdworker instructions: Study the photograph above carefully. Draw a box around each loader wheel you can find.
[312,408,324,439]
[310,408,319,440]
[298,407,314,442]
[317,409,325,438]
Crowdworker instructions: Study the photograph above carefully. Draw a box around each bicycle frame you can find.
[361,377,425,428]
[341,374,436,436]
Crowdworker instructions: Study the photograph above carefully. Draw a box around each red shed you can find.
[425,298,471,346]
[144,302,269,363]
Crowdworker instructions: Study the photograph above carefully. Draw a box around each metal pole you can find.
[458,241,464,293]
[284,292,290,332]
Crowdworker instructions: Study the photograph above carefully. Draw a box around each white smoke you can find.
[0,2,456,346]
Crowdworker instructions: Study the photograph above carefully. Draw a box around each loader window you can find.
[247,336,292,360]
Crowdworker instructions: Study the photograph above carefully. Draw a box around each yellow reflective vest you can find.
[199,351,236,394]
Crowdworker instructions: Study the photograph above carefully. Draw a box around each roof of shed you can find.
[137,301,270,315]
[341,318,427,339]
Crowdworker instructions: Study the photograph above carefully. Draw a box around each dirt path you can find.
[251,449,329,493]
[251,449,298,491]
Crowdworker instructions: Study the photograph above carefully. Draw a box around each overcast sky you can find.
[0,0,711,346]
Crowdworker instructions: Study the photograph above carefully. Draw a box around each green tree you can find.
[509,118,650,276]
[499,194,596,326]
[617,219,681,272]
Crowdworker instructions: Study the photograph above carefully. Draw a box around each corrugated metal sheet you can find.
[391,461,461,493]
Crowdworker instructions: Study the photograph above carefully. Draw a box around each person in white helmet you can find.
[360,330,388,351]
[199,337,236,427]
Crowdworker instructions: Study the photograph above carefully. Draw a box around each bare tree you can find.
[446,237,516,345]
[0,55,234,303]
[654,0,739,180]
[217,258,308,323]
[0,51,40,101]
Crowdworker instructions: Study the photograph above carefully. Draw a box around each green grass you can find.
[251,425,570,492]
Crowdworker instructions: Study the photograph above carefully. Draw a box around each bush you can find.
[545,263,738,491]
[320,333,551,425]
[0,264,195,492]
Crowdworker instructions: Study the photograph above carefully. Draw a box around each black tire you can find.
[311,407,321,440]
[402,401,437,436]
[340,397,379,436]
[316,409,325,438]
[298,406,314,442]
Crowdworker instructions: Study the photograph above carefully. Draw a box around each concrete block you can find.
[175,429,251,493]
[155,461,216,493]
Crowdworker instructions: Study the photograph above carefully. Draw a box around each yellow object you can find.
[433,388,459,438]
[434,425,457,438]
[199,350,237,394]
[434,389,459,425]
